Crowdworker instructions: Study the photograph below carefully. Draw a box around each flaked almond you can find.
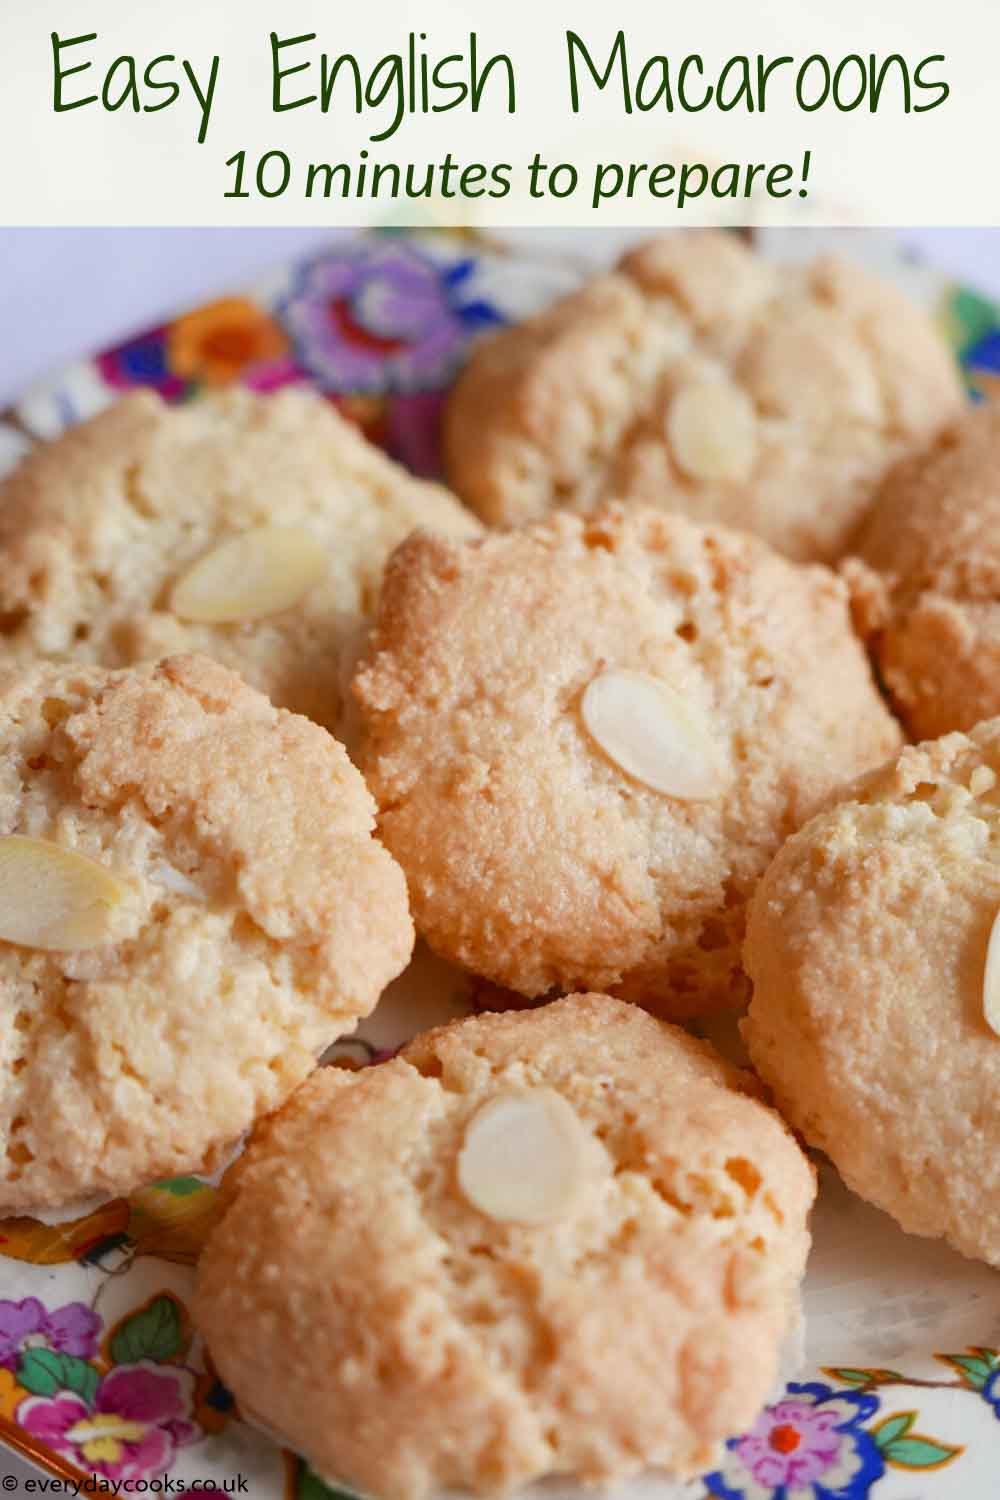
[0,837,133,951]
[581,669,727,800]
[150,861,205,901]
[170,526,326,624]
[457,1088,589,1226]
[667,382,757,482]
[971,765,997,798]
[984,908,1000,1036]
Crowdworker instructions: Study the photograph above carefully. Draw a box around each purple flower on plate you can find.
[97,327,188,400]
[18,1360,198,1480]
[0,1298,100,1370]
[280,242,501,395]
[704,1382,884,1500]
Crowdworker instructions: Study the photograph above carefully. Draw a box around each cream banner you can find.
[1,0,994,225]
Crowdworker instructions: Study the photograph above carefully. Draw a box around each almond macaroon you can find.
[0,388,479,741]
[443,230,963,561]
[745,718,1000,1265]
[353,504,901,1017]
[195,994,815,1500]
[0,654,413,1214]
[848,397,1000,739]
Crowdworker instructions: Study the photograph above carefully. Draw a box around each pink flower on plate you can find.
[240,354,308,394]
[18,1360,198,1481]
[384,391,446,478]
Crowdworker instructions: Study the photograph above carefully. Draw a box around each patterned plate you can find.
[1,229,1000,1500]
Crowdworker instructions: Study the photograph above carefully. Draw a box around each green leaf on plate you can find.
[151,1175,204,1196]
[873,1410,915,1449]
[945,287,1000,355]
[826,1366,903,1387]
[109,1292,184,1364]
[18,1348,99,1405]
[296,1462,365,1500]
[883,1435,963,1469]
[939,1350,998,1389]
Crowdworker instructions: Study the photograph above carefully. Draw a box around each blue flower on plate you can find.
[981,1365,1000,1419]
[704,1381,884,1500]
[965,329,1000,395]
[97,326,188,400]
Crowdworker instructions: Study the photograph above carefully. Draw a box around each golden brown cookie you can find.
[0,654,413,1213]
[0,389,479,739]
[354,504,901,1017]
[444,231,962,561]
[745,719,1000,1265]
[848,398,1000,739]
[195,994,815,1500]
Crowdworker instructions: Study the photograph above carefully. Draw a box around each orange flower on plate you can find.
[0,1365,25,1420]
[167,298,289,387]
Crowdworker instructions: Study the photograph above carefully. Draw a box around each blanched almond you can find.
[170,526,325,624]
[0,836,133,951]
[150,861,205,901]
[667,382,757,482]
[984,908,1000,1036]
[971,766,997,798]
[457,1088,589,1226]
[580,669,726,800]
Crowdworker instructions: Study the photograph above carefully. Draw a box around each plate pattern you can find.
[1,229,1000,1500]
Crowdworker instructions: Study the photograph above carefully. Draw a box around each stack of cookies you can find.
[0,231,991,1500]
